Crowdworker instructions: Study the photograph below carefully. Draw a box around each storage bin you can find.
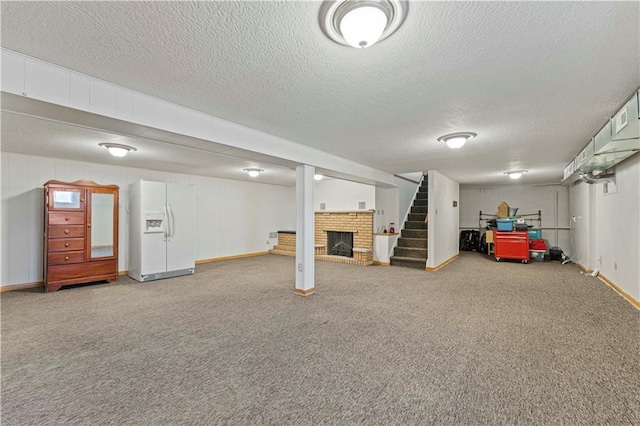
[496,219,513,231]
[529,238,547,251]
[530,250,545,262]
[529,228,541,239]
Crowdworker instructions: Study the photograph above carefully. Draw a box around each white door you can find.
[166,183,195,272]
[140,181,168,275]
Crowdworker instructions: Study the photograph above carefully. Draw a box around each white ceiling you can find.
[1,1,639,185]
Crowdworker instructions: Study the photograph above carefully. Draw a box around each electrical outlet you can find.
[298,263,303,272]
[614,262,617,271]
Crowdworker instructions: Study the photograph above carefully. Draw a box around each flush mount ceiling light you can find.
[320,0,408,49]
[99,143,136,157]
[437,132,477,149]
[314,174,324,181]
[505,170,528,180]
[243,168,264,178]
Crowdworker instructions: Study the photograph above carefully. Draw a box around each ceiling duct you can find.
[563,90,640,185]
[577,171,616,185]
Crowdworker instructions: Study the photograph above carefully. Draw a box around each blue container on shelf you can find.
[529,228,541,239]
[496,219,513,231]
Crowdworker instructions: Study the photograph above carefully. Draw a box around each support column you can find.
[295,164,315,296]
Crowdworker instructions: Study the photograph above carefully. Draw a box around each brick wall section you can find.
[271,212,374,265]
[315,211,374,251]
[274,233,296,251]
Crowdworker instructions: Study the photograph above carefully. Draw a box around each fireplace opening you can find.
[327,231,354,257]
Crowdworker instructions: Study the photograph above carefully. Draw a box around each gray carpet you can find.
[2,253,639,425]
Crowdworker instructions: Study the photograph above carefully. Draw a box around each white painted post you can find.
[295,164,315,296]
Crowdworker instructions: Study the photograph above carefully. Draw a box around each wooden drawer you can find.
[49,212,85,225]
[48,251,85,265]
[48,238,84,252]
[47,259,117,284]
[48,225,85,239]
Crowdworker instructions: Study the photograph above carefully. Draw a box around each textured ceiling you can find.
[1,1,639,185]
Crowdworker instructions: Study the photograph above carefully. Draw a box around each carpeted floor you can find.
[1,252,638,425]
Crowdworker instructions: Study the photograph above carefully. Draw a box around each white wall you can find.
[568,182,596,268]
[397,175,421,228]
[0,152,295,287]
[459,184,570,253]
[314,179,375,211]
[569,154,640,302]
[427,171,459,268]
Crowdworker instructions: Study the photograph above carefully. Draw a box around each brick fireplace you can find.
[270,210,374,265]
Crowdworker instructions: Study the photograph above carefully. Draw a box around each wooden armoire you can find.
[43,180,119,292]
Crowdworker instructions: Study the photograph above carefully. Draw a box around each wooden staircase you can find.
[390,178,428,269]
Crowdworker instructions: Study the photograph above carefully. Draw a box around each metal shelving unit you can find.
[478,210,542,231]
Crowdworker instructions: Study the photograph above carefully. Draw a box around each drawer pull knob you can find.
[65,217,70,221]
[64,243,69,247]
[64,230,70,234]
[64,256,69,261]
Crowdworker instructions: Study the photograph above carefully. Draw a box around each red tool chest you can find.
[494,231,529,263]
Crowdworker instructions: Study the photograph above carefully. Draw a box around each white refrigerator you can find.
[129,180,195,282]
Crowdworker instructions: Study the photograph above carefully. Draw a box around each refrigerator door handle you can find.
[168,204,176,238]
[163,204,171,239]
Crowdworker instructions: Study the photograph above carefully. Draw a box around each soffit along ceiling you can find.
[0,111,298,187]
[1,1,639,185]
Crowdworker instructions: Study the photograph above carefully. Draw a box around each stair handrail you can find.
[389,173,427,258]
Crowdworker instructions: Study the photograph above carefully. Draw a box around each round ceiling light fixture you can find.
[505,170,528,180]
[243,168,264,178]
[314,174,324,181]
[320,0,408,49]
[437,132,477,149]
[99,143,136,157]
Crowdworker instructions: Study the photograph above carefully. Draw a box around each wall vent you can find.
[320,203,326,210]
[358,201,366,209]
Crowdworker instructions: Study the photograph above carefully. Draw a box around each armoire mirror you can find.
[90,192,115,258]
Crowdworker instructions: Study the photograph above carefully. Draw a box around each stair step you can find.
[413,198,428,206]
[398,238,428,248]
[418,186,428,193]
[408,213,426,222]
[394,247,428,259]
[411,206,427,214]
[401,229,427,239]
[416,192,428,200]
[390,256,426,269]
[405,221,427,230]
